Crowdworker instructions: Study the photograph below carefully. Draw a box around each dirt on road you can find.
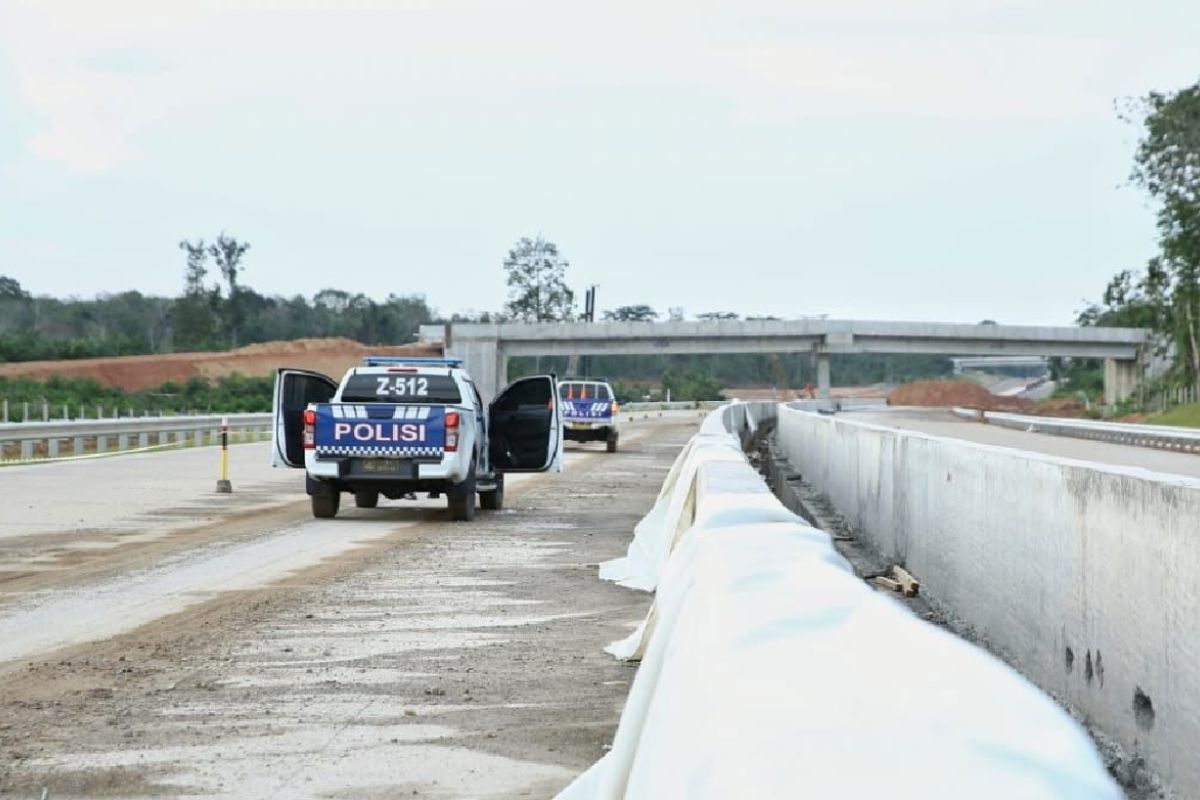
[0,419,697,799]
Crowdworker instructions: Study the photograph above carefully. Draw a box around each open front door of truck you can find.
[489,375,563,473]
[271,368,338,468]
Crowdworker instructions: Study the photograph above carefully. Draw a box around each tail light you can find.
[445,411,460,452]
[612,401,619,415]
[302,408,316,449]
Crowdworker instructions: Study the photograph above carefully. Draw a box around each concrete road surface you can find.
[843,407,1200,479]
[0,415,701,799]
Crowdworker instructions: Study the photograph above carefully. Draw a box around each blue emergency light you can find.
[362,356,464,368]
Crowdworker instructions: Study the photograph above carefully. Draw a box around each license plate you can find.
[567,422,590,430]
[361,458,406,473]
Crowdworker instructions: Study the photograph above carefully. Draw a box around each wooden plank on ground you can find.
[892,565,920,597]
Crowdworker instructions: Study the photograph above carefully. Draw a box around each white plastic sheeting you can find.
[597,431,747,592]
[561,404,1121,800]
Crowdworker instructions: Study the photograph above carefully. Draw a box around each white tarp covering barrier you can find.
[597,432,747,592]
[560,403,1120,800]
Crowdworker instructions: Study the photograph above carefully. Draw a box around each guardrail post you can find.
[41,400,48,422]
[194,429,203,448]
[23,402,29,422]
[118,433,129,451]
[73,435,84,455]
[216,417,233,493]
[48,437,59,458]
[138,431,149,449]
[96,434,107,454]
[20,440,32,460]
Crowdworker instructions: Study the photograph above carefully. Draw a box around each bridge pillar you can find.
[447,338,507,401]
[816,354,831,400]
[1104,358,1143,406]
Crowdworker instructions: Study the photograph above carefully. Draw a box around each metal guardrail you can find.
[952,408,1200,454]
[0,401,728,463]
[622,400,725,412]
[787,397,889,413]
[0,413,272,463]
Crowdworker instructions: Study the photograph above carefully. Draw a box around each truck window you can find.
[559,381,611,400]
[495,378,552,411]
[341,373,463,404]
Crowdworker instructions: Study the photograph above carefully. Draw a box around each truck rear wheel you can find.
[606,432,619,453]
[480,473,505,510]
[312,491,340,519]
[448,467,477,522]
[354,490,379,509]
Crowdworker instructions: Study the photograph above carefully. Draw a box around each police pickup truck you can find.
[559,379,619,453]
[271,357,563,521]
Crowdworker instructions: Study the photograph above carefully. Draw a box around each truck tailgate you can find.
[313,403,446,457]
[562,399,614,420]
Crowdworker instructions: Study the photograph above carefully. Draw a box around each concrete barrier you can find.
[561,403,1119,800]
[778,406,1200,797]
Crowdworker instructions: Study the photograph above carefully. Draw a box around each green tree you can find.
[604,304,659,321]
[502,236,575,322]
[173,240,220,351]
[208,233,251,345]
[0,275,29,299]
[661,365,723,401]
[1127,82,1200,384]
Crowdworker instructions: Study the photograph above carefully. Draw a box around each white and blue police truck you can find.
[271,357,564,521]
[559,379,620,453]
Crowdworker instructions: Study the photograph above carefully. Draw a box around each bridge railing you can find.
[0,414,273,463]
[953,408,1200,453]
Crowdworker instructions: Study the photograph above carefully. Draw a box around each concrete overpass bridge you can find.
[418,319,1149,402]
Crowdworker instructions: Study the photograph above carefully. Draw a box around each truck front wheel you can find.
[312,491,341,519]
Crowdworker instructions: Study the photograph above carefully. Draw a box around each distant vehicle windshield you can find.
[558,382,612,401]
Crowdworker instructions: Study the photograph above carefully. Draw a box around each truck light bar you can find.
[362,356,464,368]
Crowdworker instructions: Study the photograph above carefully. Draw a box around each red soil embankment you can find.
[0,338,441,391]
[887,380,1033,412]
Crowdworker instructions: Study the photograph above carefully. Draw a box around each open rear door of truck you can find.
[489,375,563,473]
[271,368,338,467]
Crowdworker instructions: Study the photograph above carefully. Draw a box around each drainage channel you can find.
[746,420,1169,800]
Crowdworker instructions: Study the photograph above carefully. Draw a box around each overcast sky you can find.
[1,0,1197,325]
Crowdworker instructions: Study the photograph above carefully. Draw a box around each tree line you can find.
[0,374,276,418]
[2,231,959,404]
[1079,79,1200,394]
[0,238,437,362]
